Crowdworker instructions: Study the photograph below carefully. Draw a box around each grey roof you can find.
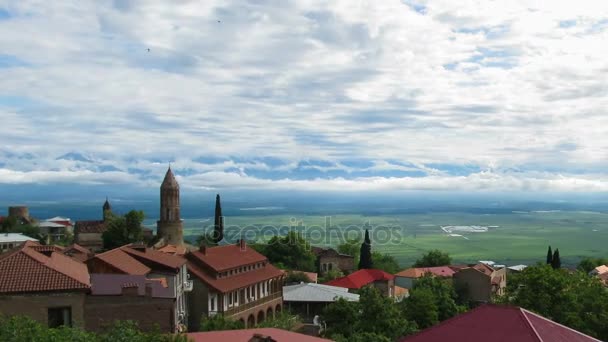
[283,282,360,303]
[508,265,527,271]
[0,233,38,243]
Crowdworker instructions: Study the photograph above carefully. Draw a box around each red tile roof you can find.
[395,266,455,279]
[157,244,188,256]
[188,328,331,342]
[120,245,186,270]
[191,244,267,272]
[324,269,395,289]
[93,248,151,275]
[398,304,601,342]
[62,244,93,263]
[0,241,90,293]
[74,220,107,234]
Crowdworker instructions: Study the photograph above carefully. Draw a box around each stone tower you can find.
[157,167,184,245]
[102,197,112,221]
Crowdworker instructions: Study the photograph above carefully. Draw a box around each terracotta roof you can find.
[191,244,267,272]
[188,328,331,342]
[324,269,395,289]
[157,244,188,256]
[93,248,151,275]
[591,265,608,275]
[0,241,90,293]
[120,245,186,270]
[29,245,65,253]
[471,262,495,274]
[399,304,601,342]
[75,220,107,234]
[395,286,409,298]
[396,266,455,279]
[187,256,284,293]
[62,244,93,263]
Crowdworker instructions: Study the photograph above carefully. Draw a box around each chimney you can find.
[239,238,246,250]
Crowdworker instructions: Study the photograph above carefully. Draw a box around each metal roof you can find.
[0,233,38,243]
[283,282,360,302]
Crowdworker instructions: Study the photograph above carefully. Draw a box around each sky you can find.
[1,0,608,193]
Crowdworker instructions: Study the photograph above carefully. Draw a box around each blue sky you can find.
[1,1,608,193]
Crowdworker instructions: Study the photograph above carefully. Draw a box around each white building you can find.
[0,233,38,253]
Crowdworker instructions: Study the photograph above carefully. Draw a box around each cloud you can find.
[0,1,607,193]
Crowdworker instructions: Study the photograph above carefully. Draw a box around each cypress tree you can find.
[551,249,561,269]
[546,246,552,265]
[358,229,373,269]
[213,194,224,243]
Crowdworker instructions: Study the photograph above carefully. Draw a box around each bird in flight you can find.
[147,48,150,52]
[217,20,221,23]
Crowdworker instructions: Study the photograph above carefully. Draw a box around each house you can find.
[38,216,73,243]
[452,263,507,303]
[86,244,191,332]
[85,274,175,332]
[186,239,285,330]
[324,269,396,297]
[312,247,354,275]
[0,233,38,253]
[590,265,608,276]
[283,282,359,321]
[74,198,113,252]
[394,266,455,289]
[398,304,601,342]
[0,241,90,328]
[61,244,94,263]
[188,328,332,342]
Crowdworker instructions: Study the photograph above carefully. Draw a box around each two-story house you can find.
[452,263,507,303]
[86,243,191,331]
[186,239,285,330]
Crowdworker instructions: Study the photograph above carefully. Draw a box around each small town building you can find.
[394,266,455,289]
[398,304,601,342]
[283,282,359,321]
[312,246,355,275]
[452,263,507,303]
[186,239,285,330]
[507,264,527,273]
[324,268,396,297]
[188,328,332,342]
[38,216,73,243]
[74,199,113,252]
[85,274,175,332]
[0,241,90,328]
[87,244,191,332]
[0,233,38,253]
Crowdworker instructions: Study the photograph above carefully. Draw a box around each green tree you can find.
[402,287,439,329]
[358,230,373,269]
[200,315,244,332]
[371,252,400,274]
[259,232,317,272]
[413,250,451,267]
[284,271,312,284]
[255,311,301,331]
[0,216,17,232]
[196,233,218,247]
[213,194,224,243]
[504,264,608,340]
[411,275,462,320]
[546,245,553,265]
[102,210,145,250]
[318,269,344,283]
[332,332,392,342]
[321,287,416,340]
[551,249,561,269]
[337,238,360,263]
[578,257,608,273]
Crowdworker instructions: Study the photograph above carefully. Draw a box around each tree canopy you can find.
[322,286,416,341]
[213,194,224,243]
[200,314,244,332]
[337,238,360,262]
[102,210,145,250]
[0,316,187,342]
[371,252,400,274]
[413,250,451,267]
[578,257,608,273]
[501,264,608,340]
[252,231,317,272]
[358,230,373,269]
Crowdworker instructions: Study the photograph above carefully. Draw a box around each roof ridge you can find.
[521,308,602,342]
[46,252,90,287]
[518,307,544,342]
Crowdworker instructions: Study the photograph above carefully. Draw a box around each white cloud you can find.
[0,1,607,192]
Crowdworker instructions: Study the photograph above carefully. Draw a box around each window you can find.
[48,307,71,328]
[210,296,215,311]
[328,263,333,271]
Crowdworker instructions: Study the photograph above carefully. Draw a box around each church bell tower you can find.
[157,167,184,245]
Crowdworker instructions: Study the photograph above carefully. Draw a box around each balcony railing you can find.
[223,291,282,317]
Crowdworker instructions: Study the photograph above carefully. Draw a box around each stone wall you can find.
[0,291,86,328]
[85,295,175,332]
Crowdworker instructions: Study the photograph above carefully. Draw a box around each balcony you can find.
[224,291,282,317]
